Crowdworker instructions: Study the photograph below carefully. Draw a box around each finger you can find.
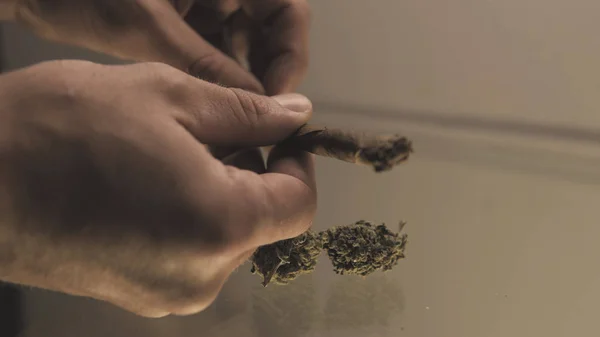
[183,4,239,63]
[226,148,316,246]
[223,10,253,71]
[257,147,317,243]
[136,1,264,93]
[184,4,229,36]
[183,2,246,55]
[172,77,312,146]
[241,0,311,95]
[221,148,266,173]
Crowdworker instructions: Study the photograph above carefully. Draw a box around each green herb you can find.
[250,221,408,286]
[250,230,322,286]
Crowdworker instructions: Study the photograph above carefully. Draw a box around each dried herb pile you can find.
[250,221,408,286]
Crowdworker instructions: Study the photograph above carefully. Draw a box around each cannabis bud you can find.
[321,221,408,276]
[250,230,323,286]
[250,221,408,286]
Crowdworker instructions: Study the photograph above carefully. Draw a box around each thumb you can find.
[134,1,265,93]
[180,88,312,146]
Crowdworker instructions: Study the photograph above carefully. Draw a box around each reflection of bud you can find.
[251,276,318,337]
[322,273,404,331]
[250,230,322,286]
[321,221,408,276]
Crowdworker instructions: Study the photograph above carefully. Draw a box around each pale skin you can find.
[0,0,314,317]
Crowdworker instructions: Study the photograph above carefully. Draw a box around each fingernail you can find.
[272,93,312,113]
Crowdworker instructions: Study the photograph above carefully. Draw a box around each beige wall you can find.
[2,1,600,336]
[300,0,600,129]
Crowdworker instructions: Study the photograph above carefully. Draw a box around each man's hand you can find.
[0,60,316,317]
[9,0,311,95]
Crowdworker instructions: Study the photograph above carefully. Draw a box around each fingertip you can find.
[271,93,313,116]
[243,0,311,95]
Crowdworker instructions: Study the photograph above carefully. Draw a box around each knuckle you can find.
[144,61,177,72]
[27,59,92,82]
[225,88,271,129]
[188,52,225,83]
[25,60,96,105]
[227,88,257,126]
[144,62,186,86]
[142,62,193,102]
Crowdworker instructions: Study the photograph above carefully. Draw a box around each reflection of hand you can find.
[0,60,316,317]
[12,0,311,95]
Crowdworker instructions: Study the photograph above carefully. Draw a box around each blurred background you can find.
[1,0,600,336]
